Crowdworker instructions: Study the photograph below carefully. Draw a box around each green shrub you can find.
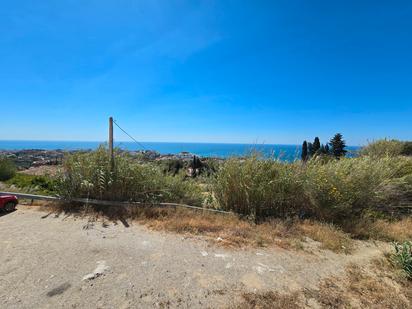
[305,156,412,222]
[56,146,202,205]
[0,157,16,181]
[401,142,412,156]
[213,156,308,220]
[5,174,57,195]
[360,139,405,158]
[392,241,412,279]
[212,154,412,223]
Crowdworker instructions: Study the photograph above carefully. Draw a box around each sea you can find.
[0,140,360,162]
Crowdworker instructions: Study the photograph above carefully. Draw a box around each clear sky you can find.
[0,1,411,146]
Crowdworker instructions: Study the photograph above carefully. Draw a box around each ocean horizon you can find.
[0,140,360,161]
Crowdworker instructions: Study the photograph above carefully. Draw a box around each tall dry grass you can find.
[213,156,308,220]
[213,155,412,225]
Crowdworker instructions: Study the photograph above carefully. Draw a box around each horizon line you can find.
[0,139,361,148]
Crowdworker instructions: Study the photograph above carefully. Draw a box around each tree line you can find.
[301,133,347,161]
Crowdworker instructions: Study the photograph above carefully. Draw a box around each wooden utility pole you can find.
[109,117,114,168]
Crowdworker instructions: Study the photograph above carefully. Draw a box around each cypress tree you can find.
[329,133,347,158]
[301,141,308,161]
[313,137,321,154]
[308,142,314,157]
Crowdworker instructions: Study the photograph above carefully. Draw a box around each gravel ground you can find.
[0,207,386,308]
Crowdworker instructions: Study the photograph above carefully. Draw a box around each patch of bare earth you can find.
[1,206,392,308]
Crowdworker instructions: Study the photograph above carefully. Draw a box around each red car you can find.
[0,195,18,212]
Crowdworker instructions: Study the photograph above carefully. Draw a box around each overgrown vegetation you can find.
[55,146,203,205]
[0,157,16,181]
[360,139,412,157]
[214,154,412,225]
[213,156,307,220]
[12,140,411,252]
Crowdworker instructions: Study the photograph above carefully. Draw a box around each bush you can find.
[360,139,405,158]
[0,157,16,181]
[213,156,308,220]
[401,142,412,156]
[5,174,57,195]
[56,146,203,205]
[392,241,412,280]
[212,154,412,224]
[305,156,412,222]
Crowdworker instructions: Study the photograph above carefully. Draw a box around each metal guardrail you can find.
[0,191,232,214]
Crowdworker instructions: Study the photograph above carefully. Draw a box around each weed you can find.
[392,241,412,279]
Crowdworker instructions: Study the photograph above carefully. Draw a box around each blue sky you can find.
[0,1,411,146]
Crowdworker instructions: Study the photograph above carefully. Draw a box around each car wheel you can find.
[4,202,16,212]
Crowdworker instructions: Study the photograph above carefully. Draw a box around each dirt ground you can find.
[0,206,389,309]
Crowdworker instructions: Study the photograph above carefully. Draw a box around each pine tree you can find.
[329,133,347,158]
[301,141,308,161]
[324,143,330,154]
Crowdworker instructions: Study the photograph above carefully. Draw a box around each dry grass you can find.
[37,203,354,253]
[237,291,302,309]
[297,220,353,254]
[131,207,297,249]
[350,217,412,242]
[231,257,412,308]
[312,262,412,308]
[371,218,412,242]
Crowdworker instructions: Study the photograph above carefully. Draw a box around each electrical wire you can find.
[112,119,146,150]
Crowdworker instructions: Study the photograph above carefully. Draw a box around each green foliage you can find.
[212,154,412,223]
[329,133,347,158]
[392,241,412,279]
[6,173,57,195]
[313,137,321,155]
[0,157,16,181]
[360,139,405,158]
[56,146,203,205]
[402,142,412,156]
[301,141,308,161]
[305,156,412,222]
[213,156,308,220]
[308,142,314,158]
[159,159,184,176]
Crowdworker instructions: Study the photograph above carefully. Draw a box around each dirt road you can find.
[0,207,386,308]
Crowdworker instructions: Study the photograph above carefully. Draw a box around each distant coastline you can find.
[0,140,360,161]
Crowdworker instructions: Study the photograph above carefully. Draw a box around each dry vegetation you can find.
[233,257,412,309]
[40,203,356,253]
[348,217,412,242]
[311,260,412,308]
[236,291,302,309]
[297,221,353,254]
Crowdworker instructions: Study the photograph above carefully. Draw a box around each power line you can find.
[112,119,146,150]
